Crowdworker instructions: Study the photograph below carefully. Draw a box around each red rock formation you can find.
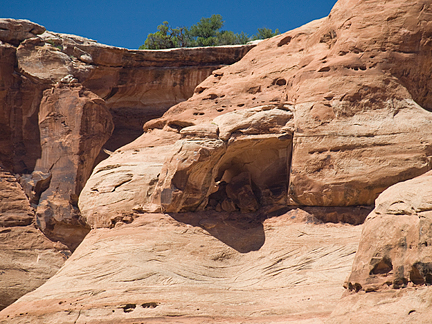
[3,0,432,321]
[33,84,113,249]
[81,0,432,226]
[0,18,252,247]
[0,18,252,310]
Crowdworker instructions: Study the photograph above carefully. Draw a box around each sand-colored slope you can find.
[1,212,361,323]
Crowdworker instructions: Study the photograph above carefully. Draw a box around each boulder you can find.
[330,171,432,323]
[344,170,432,292]
[0,19,45,46]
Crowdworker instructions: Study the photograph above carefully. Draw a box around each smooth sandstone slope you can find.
[0,211,362,324]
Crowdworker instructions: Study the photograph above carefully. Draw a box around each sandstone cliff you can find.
[2,0,432,322]
[81,0,432,226]
[0,18,252,310]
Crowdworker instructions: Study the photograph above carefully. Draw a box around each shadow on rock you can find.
[169,211,265,253]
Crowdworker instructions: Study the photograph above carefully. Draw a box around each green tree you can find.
[139,21,176,49]
[216,30,249,45]
[252,27,280,40]
[189,14,224,46]
[170,26,194,47]
[140,15,280,49]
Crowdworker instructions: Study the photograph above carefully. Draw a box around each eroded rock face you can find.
[0,168,33,227]
[0,19,45,46]
[329,171,432,323]
[0,18,252,243]
[32,84,113,249]
[0,125,69,312]
[82,0,432,227]
[17,33,255,152]
[345,171,432,293]
[0,18,252,310]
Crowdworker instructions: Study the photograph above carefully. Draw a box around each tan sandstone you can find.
[329,171,432,323]
[0,211,362,323]
[81,0,432,226]
[3,0,432,321]
[0,19,251,310]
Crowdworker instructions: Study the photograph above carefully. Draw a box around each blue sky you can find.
[2,0,337,49]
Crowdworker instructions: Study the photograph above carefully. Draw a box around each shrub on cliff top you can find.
[139,15,279,49]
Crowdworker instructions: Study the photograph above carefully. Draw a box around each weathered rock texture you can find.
[0,166,70,311]
[0,212,362,324]
[0,18,251,244]
[33,84,113,249]
[4,0,432,321]
[329,171,432,323]
[0,19,45,46]
[0,18,252,310]
[81,0,432,227]
[345,171,432,293]
[0,225,69,311]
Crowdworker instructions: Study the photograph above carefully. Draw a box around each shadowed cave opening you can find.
[204,136,292,215]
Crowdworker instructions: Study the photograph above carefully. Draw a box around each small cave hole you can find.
[122,304,136,313]
[348,282,362,292]
[273,78,287,86]
[318,66,331,72]
[142,302,159,308]
[193,112,205,116]
[203,93,218,100]
[247,86,261,94]
[278,35,292,47]
[370,257,393,275]
[410,265,425,285]
[194,87,207,94]
[410,262,432,285]
[167,121,194,132]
